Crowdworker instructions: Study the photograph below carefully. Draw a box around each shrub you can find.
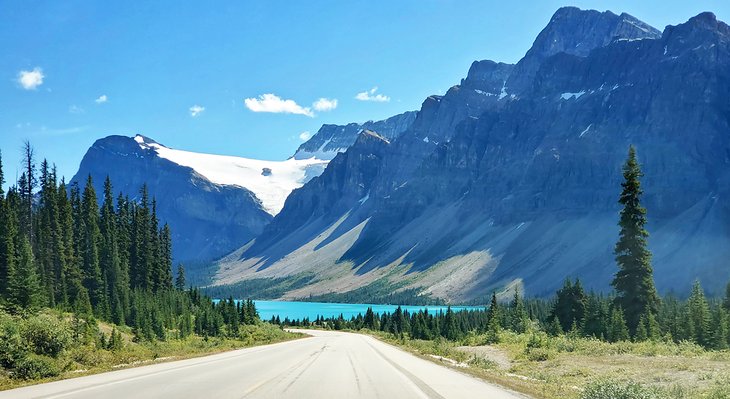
[13,354,60,380]
[581,379,660,399]
[0,313,26,368]
[22,314,73,357]
[525,347,555,362]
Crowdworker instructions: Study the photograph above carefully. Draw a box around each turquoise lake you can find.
[251,300,481,321]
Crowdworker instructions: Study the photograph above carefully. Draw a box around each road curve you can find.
[1,329,526,399]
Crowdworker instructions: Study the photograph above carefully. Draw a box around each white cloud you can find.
[299,131,312,141]
[312,98,338,112]
[69,105,84,114]
[355,86,390,102]
[189,105,205,117]
[39,125,89,136]
[244,93,313,117]
[17,67,44,90]
[95,94,108,103]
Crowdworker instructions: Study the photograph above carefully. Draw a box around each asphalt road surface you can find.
[1,329,526,399]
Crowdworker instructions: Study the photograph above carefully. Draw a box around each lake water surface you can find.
[253,300,481,321]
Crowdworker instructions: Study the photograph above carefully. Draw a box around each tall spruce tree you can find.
[0,151,14,298]
[175,264,186,290]
[550,278,587,332]
[7,236,42,311]
[612,146,659,333]
[80,175,106,317]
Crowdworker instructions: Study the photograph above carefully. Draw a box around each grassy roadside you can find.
[361,329,730,399]
[0,310,301,391]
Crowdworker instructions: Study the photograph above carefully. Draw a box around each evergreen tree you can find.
[0,156,16,299]
[582,293,608,339]
[709,306,729,350]
[80,175,106,317]
[550,278,587,332]
[7,236,42,311]
[485,293,501,343]
[607,307,630,342]
[612,146,660,333]
[175,264,186,290]
[510,289,530,333]
[687,280,711,347]
[158,223,173,290]
[18,141,36,243]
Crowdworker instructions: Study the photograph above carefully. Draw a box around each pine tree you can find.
[175,264,186,290]
[687,280,711,347]
[709,306,729,350]
[58,179,82,310]
[607,307,630,342]
[582,293,608,339]
[485,293,501,343]
[510,289,530,333]
[612,146,660,333]
[7,236,42,311]
[0,153,16,299]
[550,278,587,332]
[18,141,36,243]
[80,175,106,317]
[158,223,173,290]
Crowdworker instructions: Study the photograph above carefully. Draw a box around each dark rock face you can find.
[293,112,416,160]
[506,6,661,94]
[71,135,272,263]
[224,8,730,298]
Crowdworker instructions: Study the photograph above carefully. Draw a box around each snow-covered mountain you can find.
[133,135,328,215]
[72,111,416,263]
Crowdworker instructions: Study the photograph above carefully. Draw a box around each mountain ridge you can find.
[214,8,730,301]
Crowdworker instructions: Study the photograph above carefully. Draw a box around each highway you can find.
[1,329,526,399]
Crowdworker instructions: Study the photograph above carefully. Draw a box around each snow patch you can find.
[579,124,593,138]
[474,89,496,97]
[560,91,586,100]
[498,82,509,100]
[134,135,328,215]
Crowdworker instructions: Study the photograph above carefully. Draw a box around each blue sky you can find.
[1,1,728,185]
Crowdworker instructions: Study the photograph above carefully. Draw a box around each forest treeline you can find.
[0,144,265,380]
[279,278,730,350]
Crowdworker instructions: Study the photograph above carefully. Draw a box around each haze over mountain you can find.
[212,7,730,301]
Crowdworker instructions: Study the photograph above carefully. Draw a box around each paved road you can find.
[1,329,526,399]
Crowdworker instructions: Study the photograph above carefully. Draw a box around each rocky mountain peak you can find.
[506,7,660,94]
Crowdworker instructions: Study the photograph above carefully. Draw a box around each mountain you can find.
[214,8,730,302]
[71,109,417,264]
[71,135,327,262]
[293,111,417,160]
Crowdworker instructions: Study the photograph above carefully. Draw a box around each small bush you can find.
[525,347,555,362]
[22,314,73,357]
[13,354,60,380]
[0,313,26,368]
[581,379,660,399]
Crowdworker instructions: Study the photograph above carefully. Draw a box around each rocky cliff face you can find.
[216,8,730,301]
[71,135,273,263]
[293,111,416,160]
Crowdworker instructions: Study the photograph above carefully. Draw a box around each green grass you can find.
[364,328,730,399]
[0,310,299,391]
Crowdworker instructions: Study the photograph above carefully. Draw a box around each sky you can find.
[1,0,729,186]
